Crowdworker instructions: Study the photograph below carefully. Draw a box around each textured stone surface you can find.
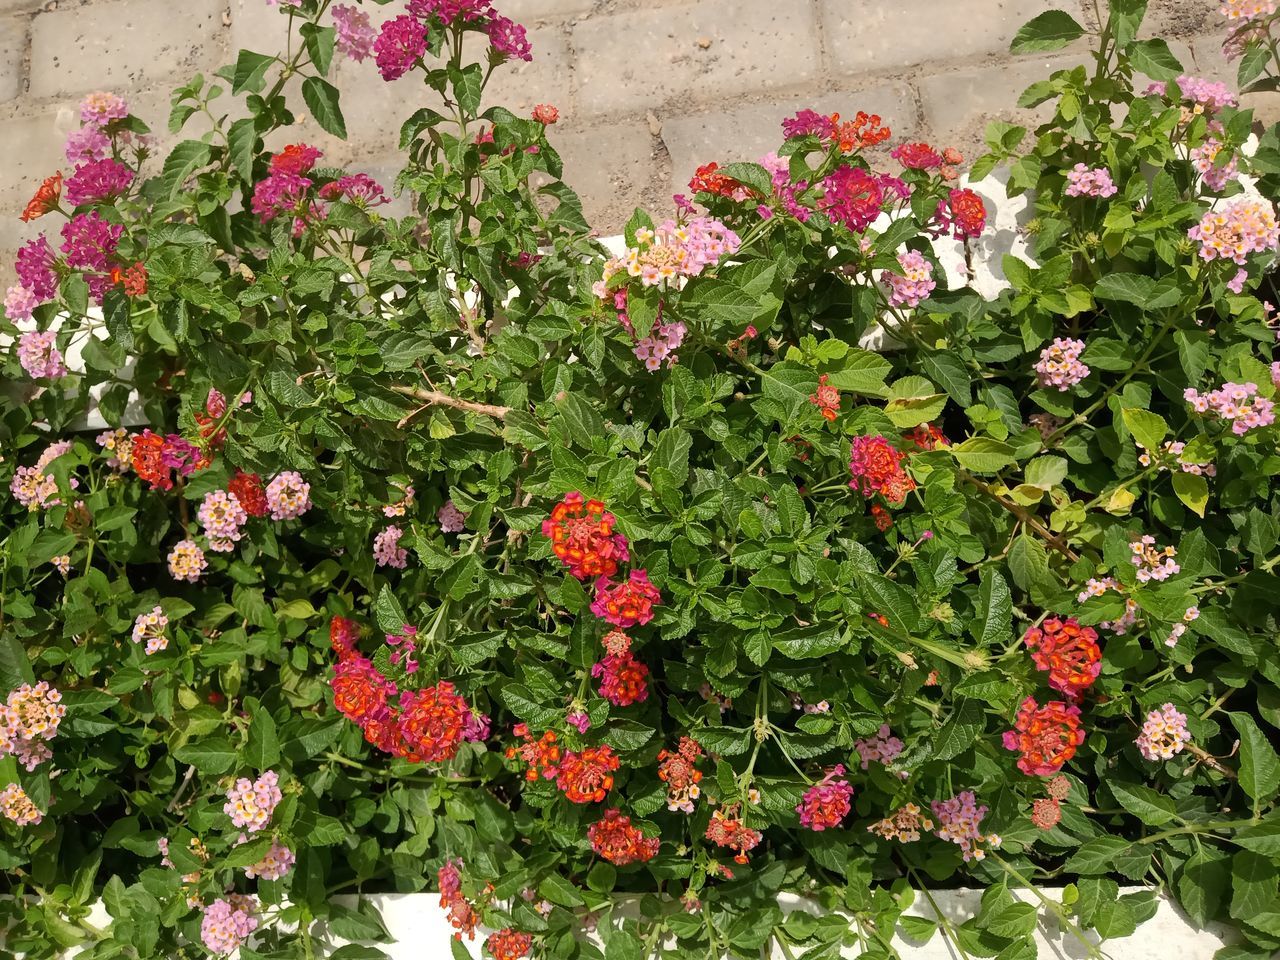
[0,15,26,102]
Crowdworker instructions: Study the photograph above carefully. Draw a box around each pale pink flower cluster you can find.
[1273,361,1280,389]
[266,471,311,520]
[931,791,1001,862]
[438,500,467,532]
[1136,703,1192,761]
[1034,337,1090,390]
[224,770,282,833]
[97,428,133,471]
[868,803,933,842]
[17,330,68,380]
[198,490,248,552]
[634,319,688,372]
[132,605,170,655]
[1190,139,1240,192]
[1221,0,1277,19]
[1148,76,1238,115]
[4,284,39,321]
[883,250,936,308]
[10,441,79,512]
[0,681,66,771]
[1165,605,1200,648]
[1064,163,1118,198]
[373,525,409,568]
[51,555,71,576]
[595,217,740,293]
[80,91,128,126]
[853,725,904,769]
[383,484,415,517]
[0,784,43,826]
[331,3,376,61]
[1188,197,1280,264]
[200,895,259,955]
[244,839,296,880]
[66,125,110,163]
[1137,440,1217,476]
[1130,536,1180,583]
[1185,381,1276,434]
[168,539,208,582]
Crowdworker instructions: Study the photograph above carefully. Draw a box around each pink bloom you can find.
[65,125,111,163]
[1188,197,1280,265]
[374,525,409,569]
[795,765,853,831]
[167,539,208,582]
[1191,138,1240,192]
[5,285,39,321]
[17,330,67,379]
[79,91,128,126]
[198,490,248,552]
[932,791,1000,862]
[244,840,295,880]
[591,650,650,706]
[131,605,170,655]
[487,14,533,61]
[1185,381,1276,434]
[331,4,376,61]
[891,142,943,170]
[1130,535,1181,582]
[438,500,467,532]
[1064,163,1118,198]
[319,173,388,207]
[223,770,282,832]
[1228,268,1249,294]
[201,896,259,955]
[1148,75,1238,113]
[15,236,58,302]
[566,711,591,733]
[60,211,122,272]
[409,0,493,22]
[1136,703,1192,761]
[591,570,662,628]
[882,250,936,308]
[64,159,134,206]
[374,15,428,82]
[1034,337,1090,390]
[250,171,311,224]
[854,724,904,769]
[782,109,835,140]
[266,471,311,520]
[818,165,885,232]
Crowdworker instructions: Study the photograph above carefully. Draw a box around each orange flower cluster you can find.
[705,807,763,864]
[830,111,891,152]
[1002,696,1084,776]
[130,430,171,491]
[870,503,893,532]
[331,657,395,728]
[657,737,703,814]
[485,928,532,960]
[228,471,269,518]
[329,615,360,661]
[20,172,62,222]
[587,808,660,865]
[541,492,630,580]
[1022,617,1102,700]
[506,724,561,783]
[808,374,840,421]
[555,744,619,804]
[848,435,916,503]
[689,161,744,198]
[110,261,148,297]
[437,858,479,941]
[397,681,471,763]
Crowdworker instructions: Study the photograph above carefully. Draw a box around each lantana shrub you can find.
[4,0,1280,957]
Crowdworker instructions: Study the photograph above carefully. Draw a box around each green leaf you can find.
[300,23,336,77]
[985,901,1038,939]
[1010,10,1085,54]
[172,737,237,774]
[375,584,409,634]
[160,140,213,197]
[1172,471,1208,518]
[1110,782,1177,826]
[538,872,584,907]
[951,437,1016,473]
[1236,818,1280,857]
[103,290,134,353]
[1121,407,1168,452]
[933,699,985,761]
[918,351,972,407]
[1093,272,1156,305]
[1232,713,1280,808]
[244,701,281,769]
[448,63,484,116]
[1179,850,1230,926]
[1130,38,1183,81]
[302,76,346,139]
[0,630,35,691]
[1230,851,1278,920]
[971,570,1012,647]
[227,118,257,183]
[1066,837,1133,875]
[1008,533,1051,593]
[231,49,275,94]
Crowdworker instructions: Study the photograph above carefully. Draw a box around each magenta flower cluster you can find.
[374,15,428,81]
[1184,381,1276,434]
[64,159,134,206]
[819,166,905,233]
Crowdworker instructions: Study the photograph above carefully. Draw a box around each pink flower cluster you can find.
[80,91,128,126]
[10,443,78,511]
[1136,703,1192,761]
[0,783,43,826]
[1189,197,1280,264]
[16,330,67,380]
[1221,0,1277,19]
[66,125,110,164]
[374,15,428,81]
[198,490,248,552]
[853,724,904,770]
[331,4,376,62]
[1147,75,1239,114]
[795,765,854,831]
[488,14,533,61]
[931,791,1001,862]
[1064,163,1118,198]
[224,770,282,833]
[634,317,688,372]
[16,236,58,302]
[1034,337,1090,391]
[168,539,208,582]
[320,173,389,208]
[1077,577,1139,634]
[0,681,66,772]
[819,166,906,233]
[374,525,409,568]
[201,895,259,955]
[439,500,467,532]
[64,158,134,206]
[760,151,811,222]
[5,284,40,321]
[1137,440,1217,476]
[132,605,170,655]
[1130,536,1180,583]
[244,839,296,880]
[1191,139,1240,192]
[1185,381,1276,434]
[882,250,936,308]
[266,471,312,520]
[1165,605,1200,648]
[597,217,741,292]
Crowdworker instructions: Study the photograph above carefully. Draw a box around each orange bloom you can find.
[808,374,840,421]
[20,172,62,222]
[1022,617,1102,699]
[541,492,629,580]
[588,808,659,865]
[829,111,891,152]
[555,744,619,804]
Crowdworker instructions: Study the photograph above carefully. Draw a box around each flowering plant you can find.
[3,1,1280,958]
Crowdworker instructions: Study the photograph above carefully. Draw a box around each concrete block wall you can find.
[0,0,1263,284]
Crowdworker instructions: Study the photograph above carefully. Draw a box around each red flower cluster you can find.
[398,681,472,763]
[555,744,619,804]
[935,187,987,239]
[331,656,396,728]
[330,615,360,661]
[506,724,561,782]
[270,143,323,176]
[689,161,744,198]
[130,430,171,491]
[531,103,559,125]
[588,808,659,865]
[830,111,891,152]
[848,434,916,503]
[21,172,62,222]
[1022,617,1102,699]
[657,737,703,814]
[1002,696,1085,776]
[705,807,763,864]
[485,928,532,960]
[891,141,943,170]
[590,569,661,628]
[808,374,840,421]
[110,261,148,297]
[541,492,630,580]
[592,650,650,707]
[437,858,479,940]
[870,503,893,532]
[228,471,269,517]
